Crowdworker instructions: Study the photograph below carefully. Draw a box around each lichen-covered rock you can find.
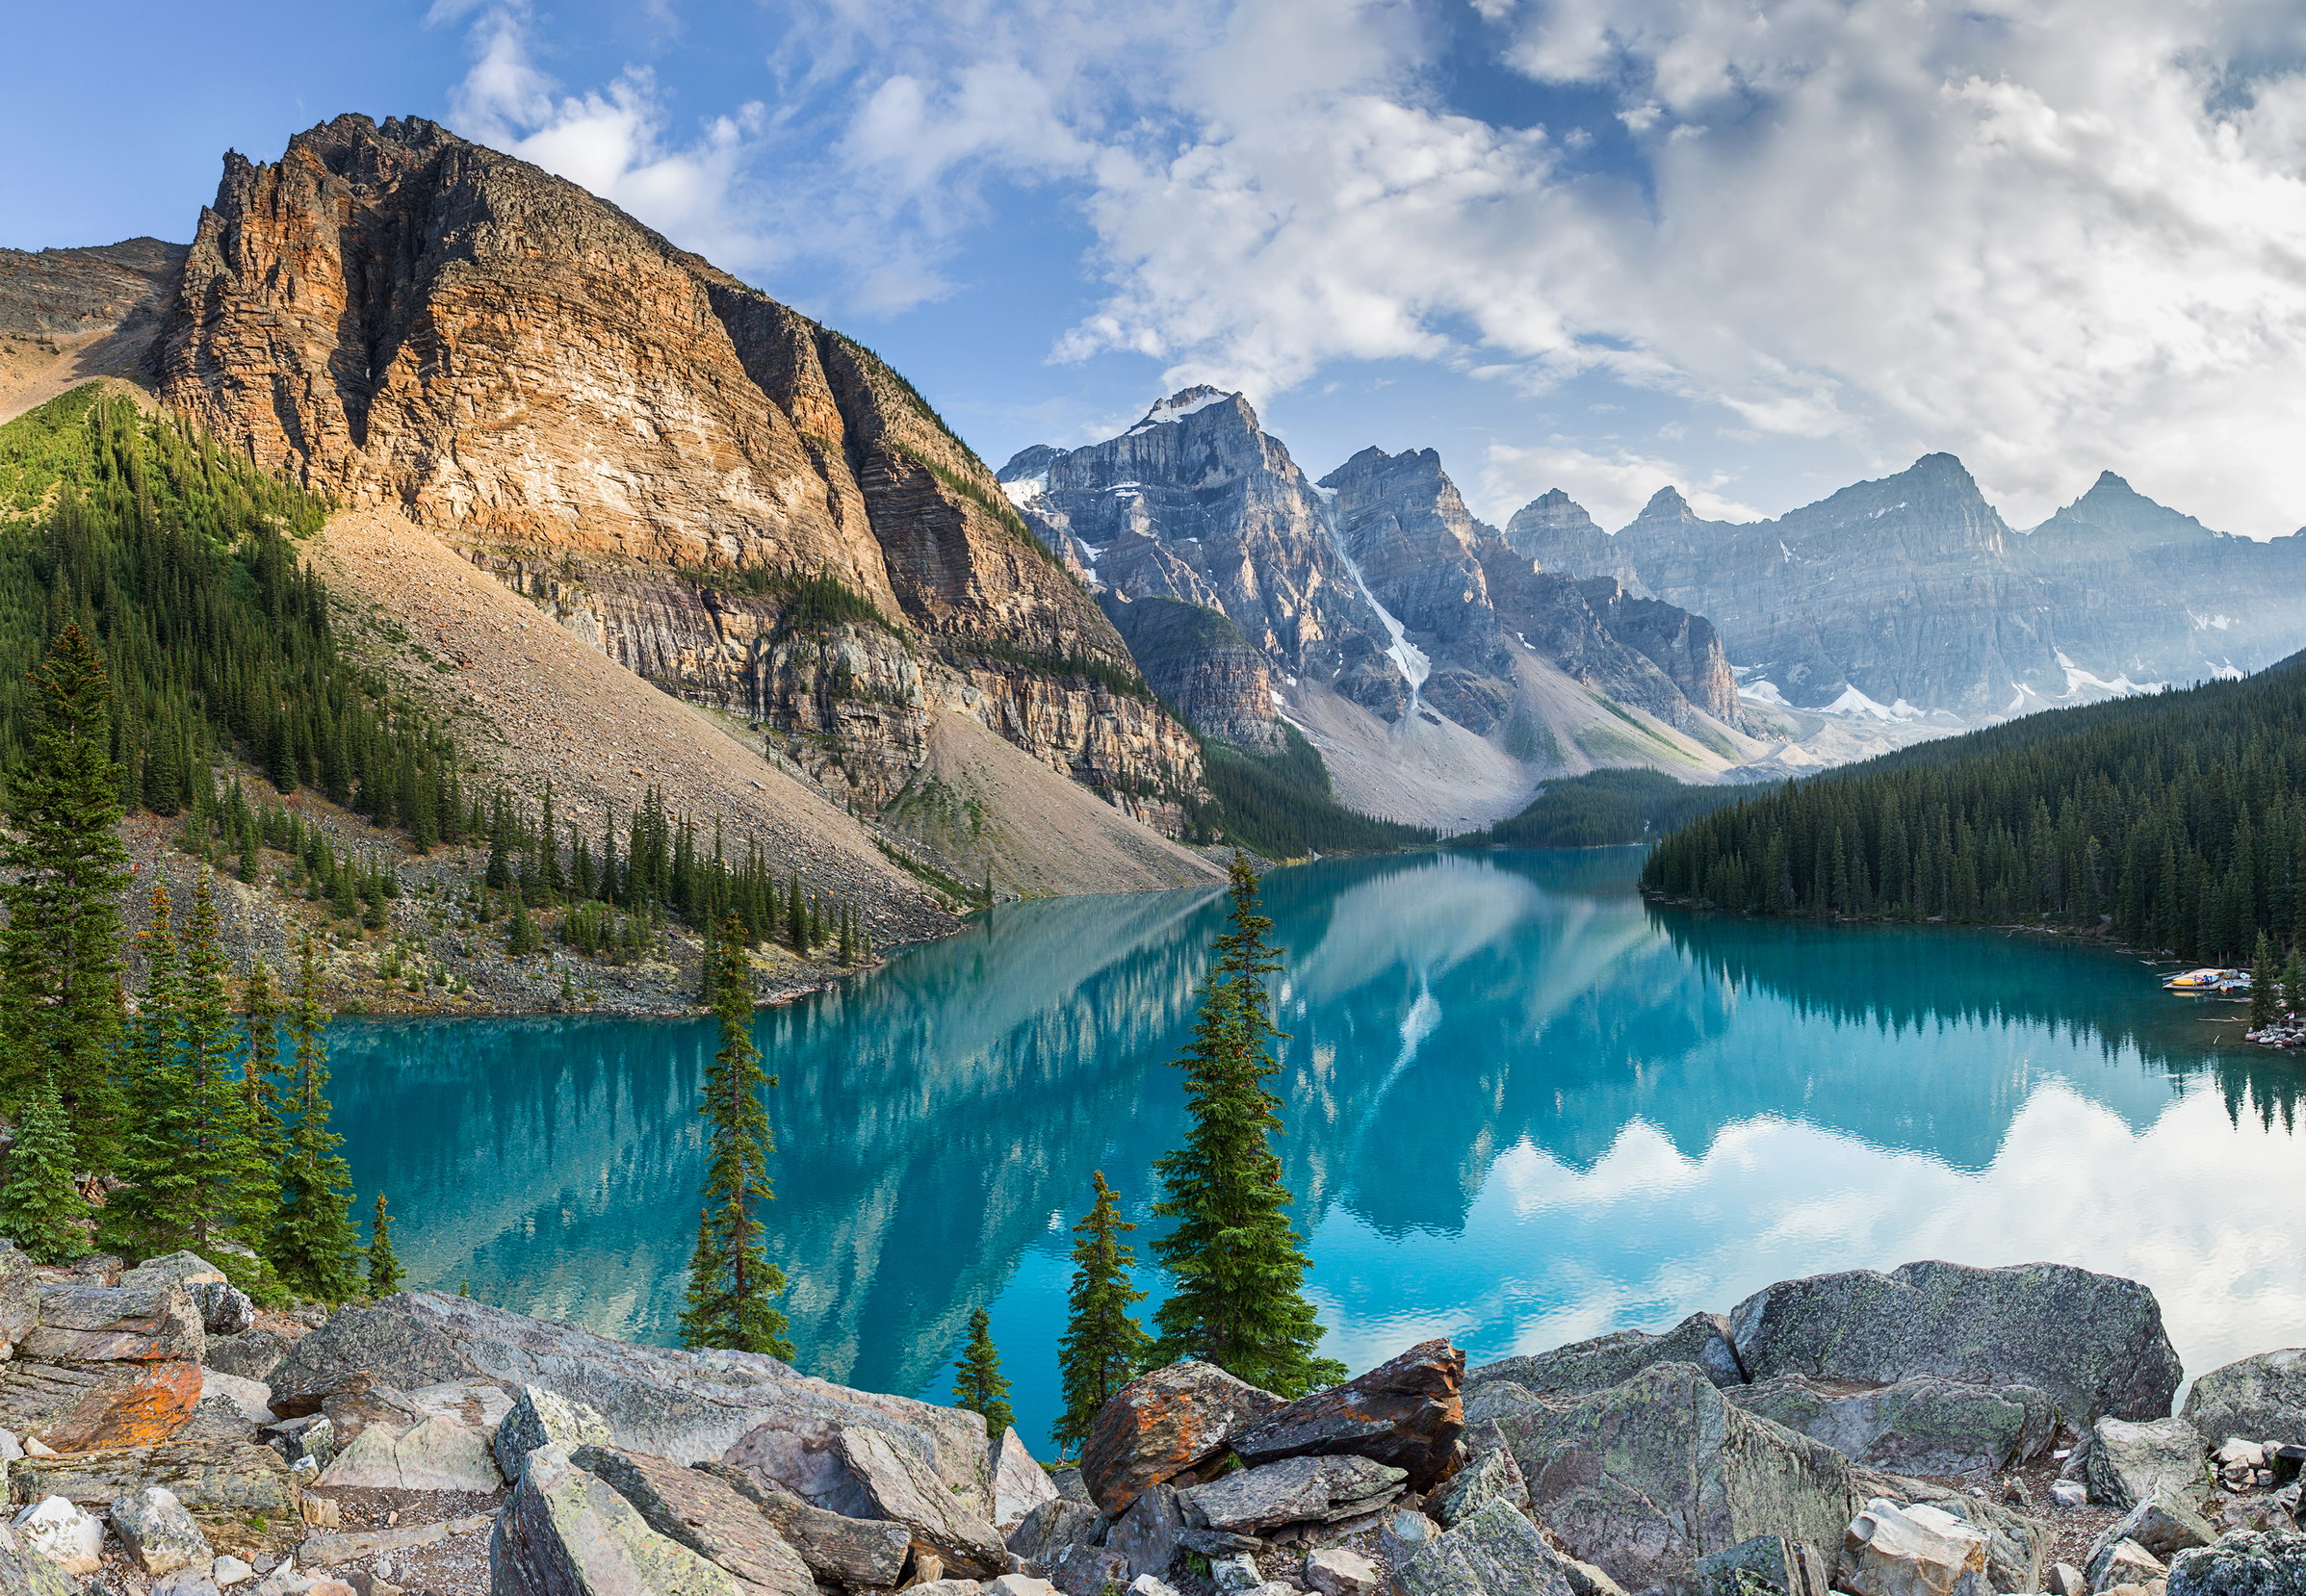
[1848,1471,2044,1596]
[118,1254,255,1338]
[201,1371,275,1427]
[1468,1313,1745,1397]
[1431,1429,1529,1527]
[1396,1497,1576,1596]
[1004,1497,1105,1569]
[1841,1499,1990,1596]
[993,1426,1059,1532]
[108,1484,212,1574]
[2088,1490,2216,1561]
[0,1519,79,1595]
[834,1425,1008,1577]
[0,1243,39,1351]
[490,1443,746,1595]
[1175,1455,1406,1534]
[692,1459,915,1588]
[264,1305,472,1417]
[496,1384,615,1482]
[315,1415,502,1492]
[1697,1533,1832,1596]
[9,1437,301,1516]
[1727,1375,2057,1474]
[2166,1531,2306,1596]
[1230,1339,1464,1490]
[1048,1542,1130,1596]
[2183,1352,2306,1450]
[1728,1261,2180,1426]
[13,1496,105,1576]
[574,1445,814,1596]
[2086,1416,2207,1510]
[1081,1361,1281,1514]
[22,1284,203,1364]
[1482,1360,1859,1593]
[204,1328,293,1384]
[2086,1538,2166,1595]
[0,1355,206,1451]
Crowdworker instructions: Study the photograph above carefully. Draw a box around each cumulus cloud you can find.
[431,0,2306,534]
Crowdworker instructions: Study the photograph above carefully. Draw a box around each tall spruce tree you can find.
[680,915,793,1358]
[368,1193,404,1297]
[270,938,363,1300]
[952,1307,1014,1436]
[174,879,270,1248]
[110,887,186,1247]
[2250,933,2279,1030]
[1053,1171,1151,1453]
[0,626,131,1147]
[1150,854,1343,1397]
[0,1072,89,1262]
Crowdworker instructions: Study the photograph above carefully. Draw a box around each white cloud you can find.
[1480,440,1760,528]
[445,4,770,270]
[430,0,2306,534]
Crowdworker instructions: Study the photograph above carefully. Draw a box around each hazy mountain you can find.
[1511,455,2306,718]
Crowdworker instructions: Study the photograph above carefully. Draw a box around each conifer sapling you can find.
[1053,1170,1150,1453]
[952,1306,1015,1437]
[0,1072,90,1263]
[369,1193,404,1297]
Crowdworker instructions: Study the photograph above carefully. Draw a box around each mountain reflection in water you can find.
[327,847,2305,1444]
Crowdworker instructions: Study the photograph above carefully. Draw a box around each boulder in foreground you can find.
[2183,1351,2306,1450]
[1728,1260,2180,1426]
[1230,1338,1464,1490]
[1468,1313,1745,1397]
[491,1442,748,1596]
[1082,1361,1281,1513]
[1727,1374,2056,1474]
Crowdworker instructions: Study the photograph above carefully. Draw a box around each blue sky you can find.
[9,0,2306,535]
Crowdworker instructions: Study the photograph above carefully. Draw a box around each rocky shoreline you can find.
[0,1255,2297,1596]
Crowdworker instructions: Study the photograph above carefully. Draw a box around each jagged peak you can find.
[1317,445,1446,490]
[1505,487,1599,533]
[1128,386,1243,433]
[1636,486,1696,521]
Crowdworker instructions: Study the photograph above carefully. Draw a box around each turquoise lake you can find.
[325,847,2306,1447]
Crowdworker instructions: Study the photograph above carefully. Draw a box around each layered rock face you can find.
[1004,399,1756,828]
[151,114,1202,831]
[1512,458,2306,715]
[1318,445,1749,734]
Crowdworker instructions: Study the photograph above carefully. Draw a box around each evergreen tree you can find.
[0,1072,89,1263]
[368,1193,403,1297]
[270,938,363,1300]
[505,888,540,957]
[1053,1171,1151,1453]
[242,960,286,1161]
[1150,855,1343,1397]
[680,915,793,1358]
[952,1306,1014,1437]
[2250,932,2279,1030]
[110,887,187,1246]
[175,879,271,1248]
[0,625,131,1146]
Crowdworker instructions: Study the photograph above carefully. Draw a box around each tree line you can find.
[0,626,396,1297]
[678,852,1347,1450]
[1642,651,2306,965]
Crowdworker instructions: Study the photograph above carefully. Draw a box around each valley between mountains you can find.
[6,111,2306,1012]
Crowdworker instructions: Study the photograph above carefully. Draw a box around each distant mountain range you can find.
[1002,391,1774,831]
[1509,453,2306,719]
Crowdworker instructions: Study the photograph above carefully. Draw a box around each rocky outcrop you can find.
[2184,1351,2306,1448]
[1229,1338,1464,1489]
[1467,1312,1745,1397]
[1101,596,1283,749]
[0,238,186,422]
[1726,1375,2057,1476]
[1081,1361,1282,1513]
[148,113,1205,842]
[1508,462,2306,716]
[1726,1260,2182,1427]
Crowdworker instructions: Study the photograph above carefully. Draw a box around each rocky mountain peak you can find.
[1634,486,1698,524]
[1127,385,1253,435]
[1520,488,1598,531]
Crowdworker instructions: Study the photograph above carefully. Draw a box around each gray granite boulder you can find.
[1478,1360,1858,1593]
[1469,1313,1745,1396]
[2086,1415,2208,1510]
[107,1484,211,1575]
[1697,1534,1831,1596]
[0,1518,79,1596]
[1110,1482,1185,1579]
[2167,1531,2306,1596]
[491,1442,745,1594]
[1848,1470,2045,1596]
[1177,1455,1407,1533]
[2086,1489,2217,1561]
[1396,1497,1577,1596]
[575,1445,815,1596]
[203,1327,292,1384]
[497,1384,615,1481]
[1728,1261,2180,1426]
[2184,1351,2306,1449]
[1431,1427,1529,1527]
[835,1424,1008,1576]
[693,1459,913,1587]
[1727,1375,2057,1474]
[1049,1542,1130,1596]
[266,1303,471,1414]
[119,1254,254,1338]
[993,1425,1059,1532]
[295,1292,997,1523]
[1005,1497,1105,1567]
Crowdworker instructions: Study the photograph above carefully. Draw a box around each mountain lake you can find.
[326,846,2306,1444]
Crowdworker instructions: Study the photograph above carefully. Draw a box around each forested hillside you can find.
[1643,651,2306,963]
